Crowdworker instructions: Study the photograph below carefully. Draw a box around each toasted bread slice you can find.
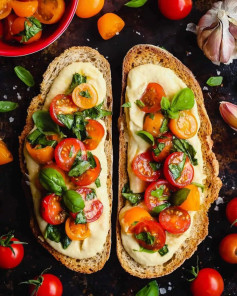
[19,47,113,273]
[117,44,222,278]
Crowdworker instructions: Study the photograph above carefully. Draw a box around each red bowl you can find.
[0,0,78,57]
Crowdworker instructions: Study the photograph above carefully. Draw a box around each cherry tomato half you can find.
[76,0,104,19]
[159,206,191,234]
[132,151,161,182]
[29,273,63,296]
[72,83,98,110]
[26,141,54,165]
[139,83,165,113]
[158,0,193,20]
[179,184,200,211]
[41,194,66,225]
[0,0,12,20]
[226,197,237,227]
[163,152,194,188]
[97,13,125,40]
[133,220,166,251]
[152,132,173,162]
[219,234,237,264]
[83,119,105,150]
[54,138,87,172]
[65,217,90,241]
[34,0,65,24]
[49,94,79,127]
[143,112,166,137]
[0,140,13,165]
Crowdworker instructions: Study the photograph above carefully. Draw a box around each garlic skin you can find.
[219,101,237,131]
[197,0,237,64]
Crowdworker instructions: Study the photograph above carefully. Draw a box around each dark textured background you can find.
[0,0,237,295]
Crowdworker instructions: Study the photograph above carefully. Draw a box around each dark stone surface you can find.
[0,0,236,295]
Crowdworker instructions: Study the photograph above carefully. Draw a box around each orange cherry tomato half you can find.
[34,0,65,24]
[139,83,166,113]
[2,14,16,41]
[26,141,54,164]
[11,1,38,18]
[83,119,105,150]
[151,132,173,162]
[169,110,198,139]
[219,234,237,264]
[226,197,237,227]
[179,184,200,211]
[71,155,101,186]
[76,0,104,19]
[0,140,13,165]
[97,13,125,40]
[72,83,98,110]
[41,194,66,225]
[143,112,165,137]
[0,0,12,20]
[65,217,90,241]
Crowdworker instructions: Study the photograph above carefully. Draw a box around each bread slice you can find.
[117,44,222,278]
[19,47,113,273]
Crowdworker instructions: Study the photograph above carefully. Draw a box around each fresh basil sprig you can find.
[149,162,161,172]
[172,137,198,166]
[33,111,61,136]
[122,183,143,205]
[95,178,101,188]
[27,128,57,148]
[151,185,168,201]
[136,280,159,296]
[75,210,87,224]
[152,143,165,157]
[68,151,97,177]
[125,0,148,8]
[168,154,186,180]
[135,232,155,245]
[159,117,168,134]
[80,90,91,98]
[19,17,42,43]
[206,76,223,87]
[0,101,18,113]
[136,130,154,145]
[152,203,171,215]
[39,168,67,195]
[65,73,87,95]
[14,66,35,87]
[63,190,85,213]
[45,224,71,249]
[170,188,190,206]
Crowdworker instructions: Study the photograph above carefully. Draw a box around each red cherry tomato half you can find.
[191,268,224,296]
[139,83,165,113]
[226,197,237,227]
[158,0,193,20]
[219,234,237,264]
[132,151,161,182]
[152,132,173,162]
[49,94,79,127]
[144,179,174,211]
[159,206,191,234]
[54,138,87,172]
[41,194,66,225]
[163,152,194,188]
[83,119,105,150]
[71,155,101,186]
[133,220,166,251]
[29,274,63,296]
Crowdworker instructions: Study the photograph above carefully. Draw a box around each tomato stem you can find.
[186,256,200,282]
[0,230,27,256]
[231,218,237,227]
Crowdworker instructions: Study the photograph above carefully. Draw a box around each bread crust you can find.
[117,44,222,278]
[19,47,113,273]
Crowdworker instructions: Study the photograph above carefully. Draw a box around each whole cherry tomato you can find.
[226,197,237,227]
[219,234,237,264]
[76,0,104,19]
[158,0,193,20]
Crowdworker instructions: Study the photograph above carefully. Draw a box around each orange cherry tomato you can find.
[143,112,165,137]
[72,83,98,110]
[11,1,38,18]
[0,0,12,20]
[219,234,237,264]
[76,0,104,19]
[179,184,200,211]
[65,217,90,241]
[34,0,65,24]
[26,141,54,164]
[151,132,173,162]
[97,13,125,40]
[169,110,198,139]
[139,83,165,113]
[0,140,13,165]
[83,119,105,150]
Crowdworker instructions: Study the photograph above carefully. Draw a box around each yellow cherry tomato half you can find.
[143,112,165,137]
[76,0,104,19]
[97,13,125,40]
[34,0,65,24]
[72,83,98,110]
[26,141,54,164]
[179,184,201,211]
[0,0,12,20]
[65,217,90,241]
[0,140,13,165]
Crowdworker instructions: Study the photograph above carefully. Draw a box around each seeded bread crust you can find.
[19,47,113,273]
[117,44,222,278]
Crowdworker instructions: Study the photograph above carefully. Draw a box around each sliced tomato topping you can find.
[83,119,105,150]
[26,141,54,165]
[72,83,98,110]
[143,112,165,137]
[49,94,79,127]
[41,194,66,225]
[163,152,194,188]
[65,217,90,241]
[159,206,191,234]
[54,138,87,172]
[132,151,161,182]
[152,132,173,162]
[179,184,200,211]
[133,220,166,250]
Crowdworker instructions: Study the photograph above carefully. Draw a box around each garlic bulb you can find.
[197,0,237,64]
[219,101,237,131]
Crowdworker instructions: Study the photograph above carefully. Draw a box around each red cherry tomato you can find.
[152,132,173,162]
[163,152,194,188]
[71,155,101,186]
[159,206,191,234]
[132,151,161,182]
[29,273,63,296]
[219,234,237,264]
[41,194,66,225]
[54,138,86,172]
[0,233,24,269]
[49,94,79,127]
[3,14,16,41]
[139,83,165,113]
[133,220,166,251]
[83,119,105,150]
[226,197,237,227]
[158,0,192,20]
[191,268,224,296]
[144,179,174,211]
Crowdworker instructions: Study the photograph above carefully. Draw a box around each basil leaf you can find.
[32,111,61,135]
[135,232,155,245]
[63,190,85,213]
[61,235,71,249]
[158,244,169,256]
[192,182,205,192]
[20,17,42,43]
[86,189,96,200]
[122,102,131,108]
[68,160,91,177]
[149,113,154,119]
[149,162,161,172]
[159,117,168,134]
[153,143,165,156]
[135,100,145,108]
[14,66,35,87]
[0,101,18,113]
[27,129,42,145]
[57,114,74,129]
[170,188,190,206]
[122,183,131,194]
[167,109,179,119]
[87,151,97,168]
[206,76,223,87]
[39,168,67,195]
[136,280,159,296]
[161,97,170,110]
[69,146,74,158]
[95,178,101,188]
[125,0,148,8]
[45,224,61,243]
[152,203,171,215]
[36,135,57,148]
[72,113,87,140]
[151,185,164,198]
[65,73,87,95]
[168,154,186,180]
[170,88,195,112]
[79,90,91,98]
[122,193,143,205]
[173,138,198,166]
[136,130,154,145]
[133,247,157,254]
[82,101,112,119]
[75,210,87,224]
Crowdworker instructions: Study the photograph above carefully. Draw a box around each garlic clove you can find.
[223,0,237,21]
[220,12,235,63]
[229,22,237,39]
[203,23,222,63]
[219,101,237,131]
